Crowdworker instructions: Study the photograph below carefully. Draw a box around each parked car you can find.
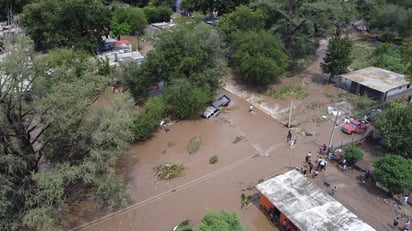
[211,95,231,108]
[202,95,231,119]
[341,119,368,135]
[202,106,220,119]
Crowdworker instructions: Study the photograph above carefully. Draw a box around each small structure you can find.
[338,67,411,102]
[255,170,376,231]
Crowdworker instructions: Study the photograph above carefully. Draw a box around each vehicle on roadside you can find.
[202,106,220,119]
[202,95,231,119]
[341,119,368,135]
[211,95,231,108]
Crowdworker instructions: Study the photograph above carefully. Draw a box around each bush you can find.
[154,163,185,180]
[144,96,166,121]
[144,6,172,23]
[187,136,201,154]
[133,114,156,141]
[209,155,218,164]
[344,146,364,166]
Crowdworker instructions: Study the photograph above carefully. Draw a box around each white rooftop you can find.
[256,170,376,231]
[341,67,408,93]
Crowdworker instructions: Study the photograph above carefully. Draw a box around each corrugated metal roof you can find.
[341,67,408,93]
[256,170,376,231]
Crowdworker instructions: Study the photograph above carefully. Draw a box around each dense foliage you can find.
[111,6,147,39]
[344,146,364,166]
[373,154,412,193]
[251,0,355,59]
[321,36,353,83]
[144,6,172,23]
[180,0,250,16]
[374,103,412,156]
[232,30,287,85]
[126,24,225,118]
[22,0,111,52]
[0,37,135,230]
[197,210,247,231]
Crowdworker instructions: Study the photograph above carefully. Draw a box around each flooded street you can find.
[73,39,412,231]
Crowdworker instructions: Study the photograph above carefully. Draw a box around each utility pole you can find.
[288,99,293,128]
[328,106,340,149]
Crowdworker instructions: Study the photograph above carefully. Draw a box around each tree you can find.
[251,0,356,58]
[374,102,412,155]
[132,24,225,109]
[216,5,265,44]
[321,36,353,83]
[180,0,250,16]
[344,146,364,166]
[144,6,172,23]
[164,78,210,119]
[0,37,135,230]
[373,154,412,193]
[111,6,147,39]
[369,4,412,41]
[22,0,111,52]
[232,30,287,86]
[198,210,247,231]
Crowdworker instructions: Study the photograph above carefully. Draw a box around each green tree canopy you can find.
[373,154,412,193]
[320,36,353,83]
[0,37,135,230]
[216,5,265,44]
[232,30,287,86]
[372,43,408,74]
[401,37,412,80]
[344,146,364,166]
[197,210,247,231]
[180,0,250,16]
[251,0,355,59]
[374,102,412,155]
[164,78,210,119]
[111,6,147,38]
[22,0,111,52]
[369,4,412,41]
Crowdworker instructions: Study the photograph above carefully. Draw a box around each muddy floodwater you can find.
[74,38,412,231]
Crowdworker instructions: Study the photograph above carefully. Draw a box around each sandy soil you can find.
[71,36,412,231]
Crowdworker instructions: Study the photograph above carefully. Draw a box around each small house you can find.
[338,67,411,102]
[255,170,375,231]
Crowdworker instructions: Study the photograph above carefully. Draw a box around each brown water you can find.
[73,37,412,231]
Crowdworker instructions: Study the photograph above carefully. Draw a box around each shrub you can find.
[209,155,218,164]
[344,146,364,166]
[144,6,172,23]
[154,163,185,180]
[133,114,156,141]
[187,136,201,154]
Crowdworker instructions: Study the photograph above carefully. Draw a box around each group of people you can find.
[393,218,410,231]
[286,130,298,146]
[297,152,329,178]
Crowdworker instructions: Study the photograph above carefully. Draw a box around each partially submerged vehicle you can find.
[202,95,231,119]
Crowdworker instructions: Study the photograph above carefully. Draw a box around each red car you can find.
[341,119,368,135]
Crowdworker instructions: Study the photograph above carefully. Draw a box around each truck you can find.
[341,119,368,135]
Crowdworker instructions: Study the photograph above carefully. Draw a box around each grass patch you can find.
[349,43,375,70]
[154,162,185,180]
[306,101,324,110]
[232,136,244,144]
[167,141,176,148]
[264,83,308,99]
[347,94,379,112]
[287,55,318,76]
[186,136,201,154]
[209,155,218,164]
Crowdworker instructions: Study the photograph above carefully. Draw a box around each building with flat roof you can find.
[338,67,411,102]
[255,170,376,231]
